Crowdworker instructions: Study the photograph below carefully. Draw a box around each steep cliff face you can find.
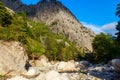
[2,0,95,52]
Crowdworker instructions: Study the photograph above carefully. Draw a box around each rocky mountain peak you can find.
[2,0,95,52]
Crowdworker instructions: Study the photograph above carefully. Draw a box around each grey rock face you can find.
[0,41,28,76]
[2,0,95,52]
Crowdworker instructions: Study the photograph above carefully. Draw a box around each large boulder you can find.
[29,55,49,67]
[0,41,28,76]
[111,59,120,74]
[36,55,49,67]
[55,61,78,72]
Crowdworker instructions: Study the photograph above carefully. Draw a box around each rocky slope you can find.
[2,0,95,52]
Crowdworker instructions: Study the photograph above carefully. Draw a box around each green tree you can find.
[116,3,120,41]
[92,33,115,63]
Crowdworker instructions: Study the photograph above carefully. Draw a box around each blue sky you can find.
[21,0,120,35]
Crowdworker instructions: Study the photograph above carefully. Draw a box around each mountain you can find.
[2,0,95,52]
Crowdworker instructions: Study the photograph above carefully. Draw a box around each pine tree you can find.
[116,3,120,41]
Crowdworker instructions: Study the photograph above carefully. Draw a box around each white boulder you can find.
[55,61,77,72]
[30,55,49,67]
[0,41,28,76]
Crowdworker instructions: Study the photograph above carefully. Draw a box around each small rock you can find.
[7,76,30,80]
[79,61,90,69]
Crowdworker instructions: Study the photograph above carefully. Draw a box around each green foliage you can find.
[45,36,58,60]
[0,0,13,27]
[92,33,120,63]
[26,38,45,56]
[60,44,80,61]
[1,13,13,27]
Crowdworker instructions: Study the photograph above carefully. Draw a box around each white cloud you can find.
[81,22,104,34]
[101,22,117,35]
[81,22,117,35]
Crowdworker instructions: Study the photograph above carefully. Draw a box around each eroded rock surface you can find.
[0,41,28,76]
